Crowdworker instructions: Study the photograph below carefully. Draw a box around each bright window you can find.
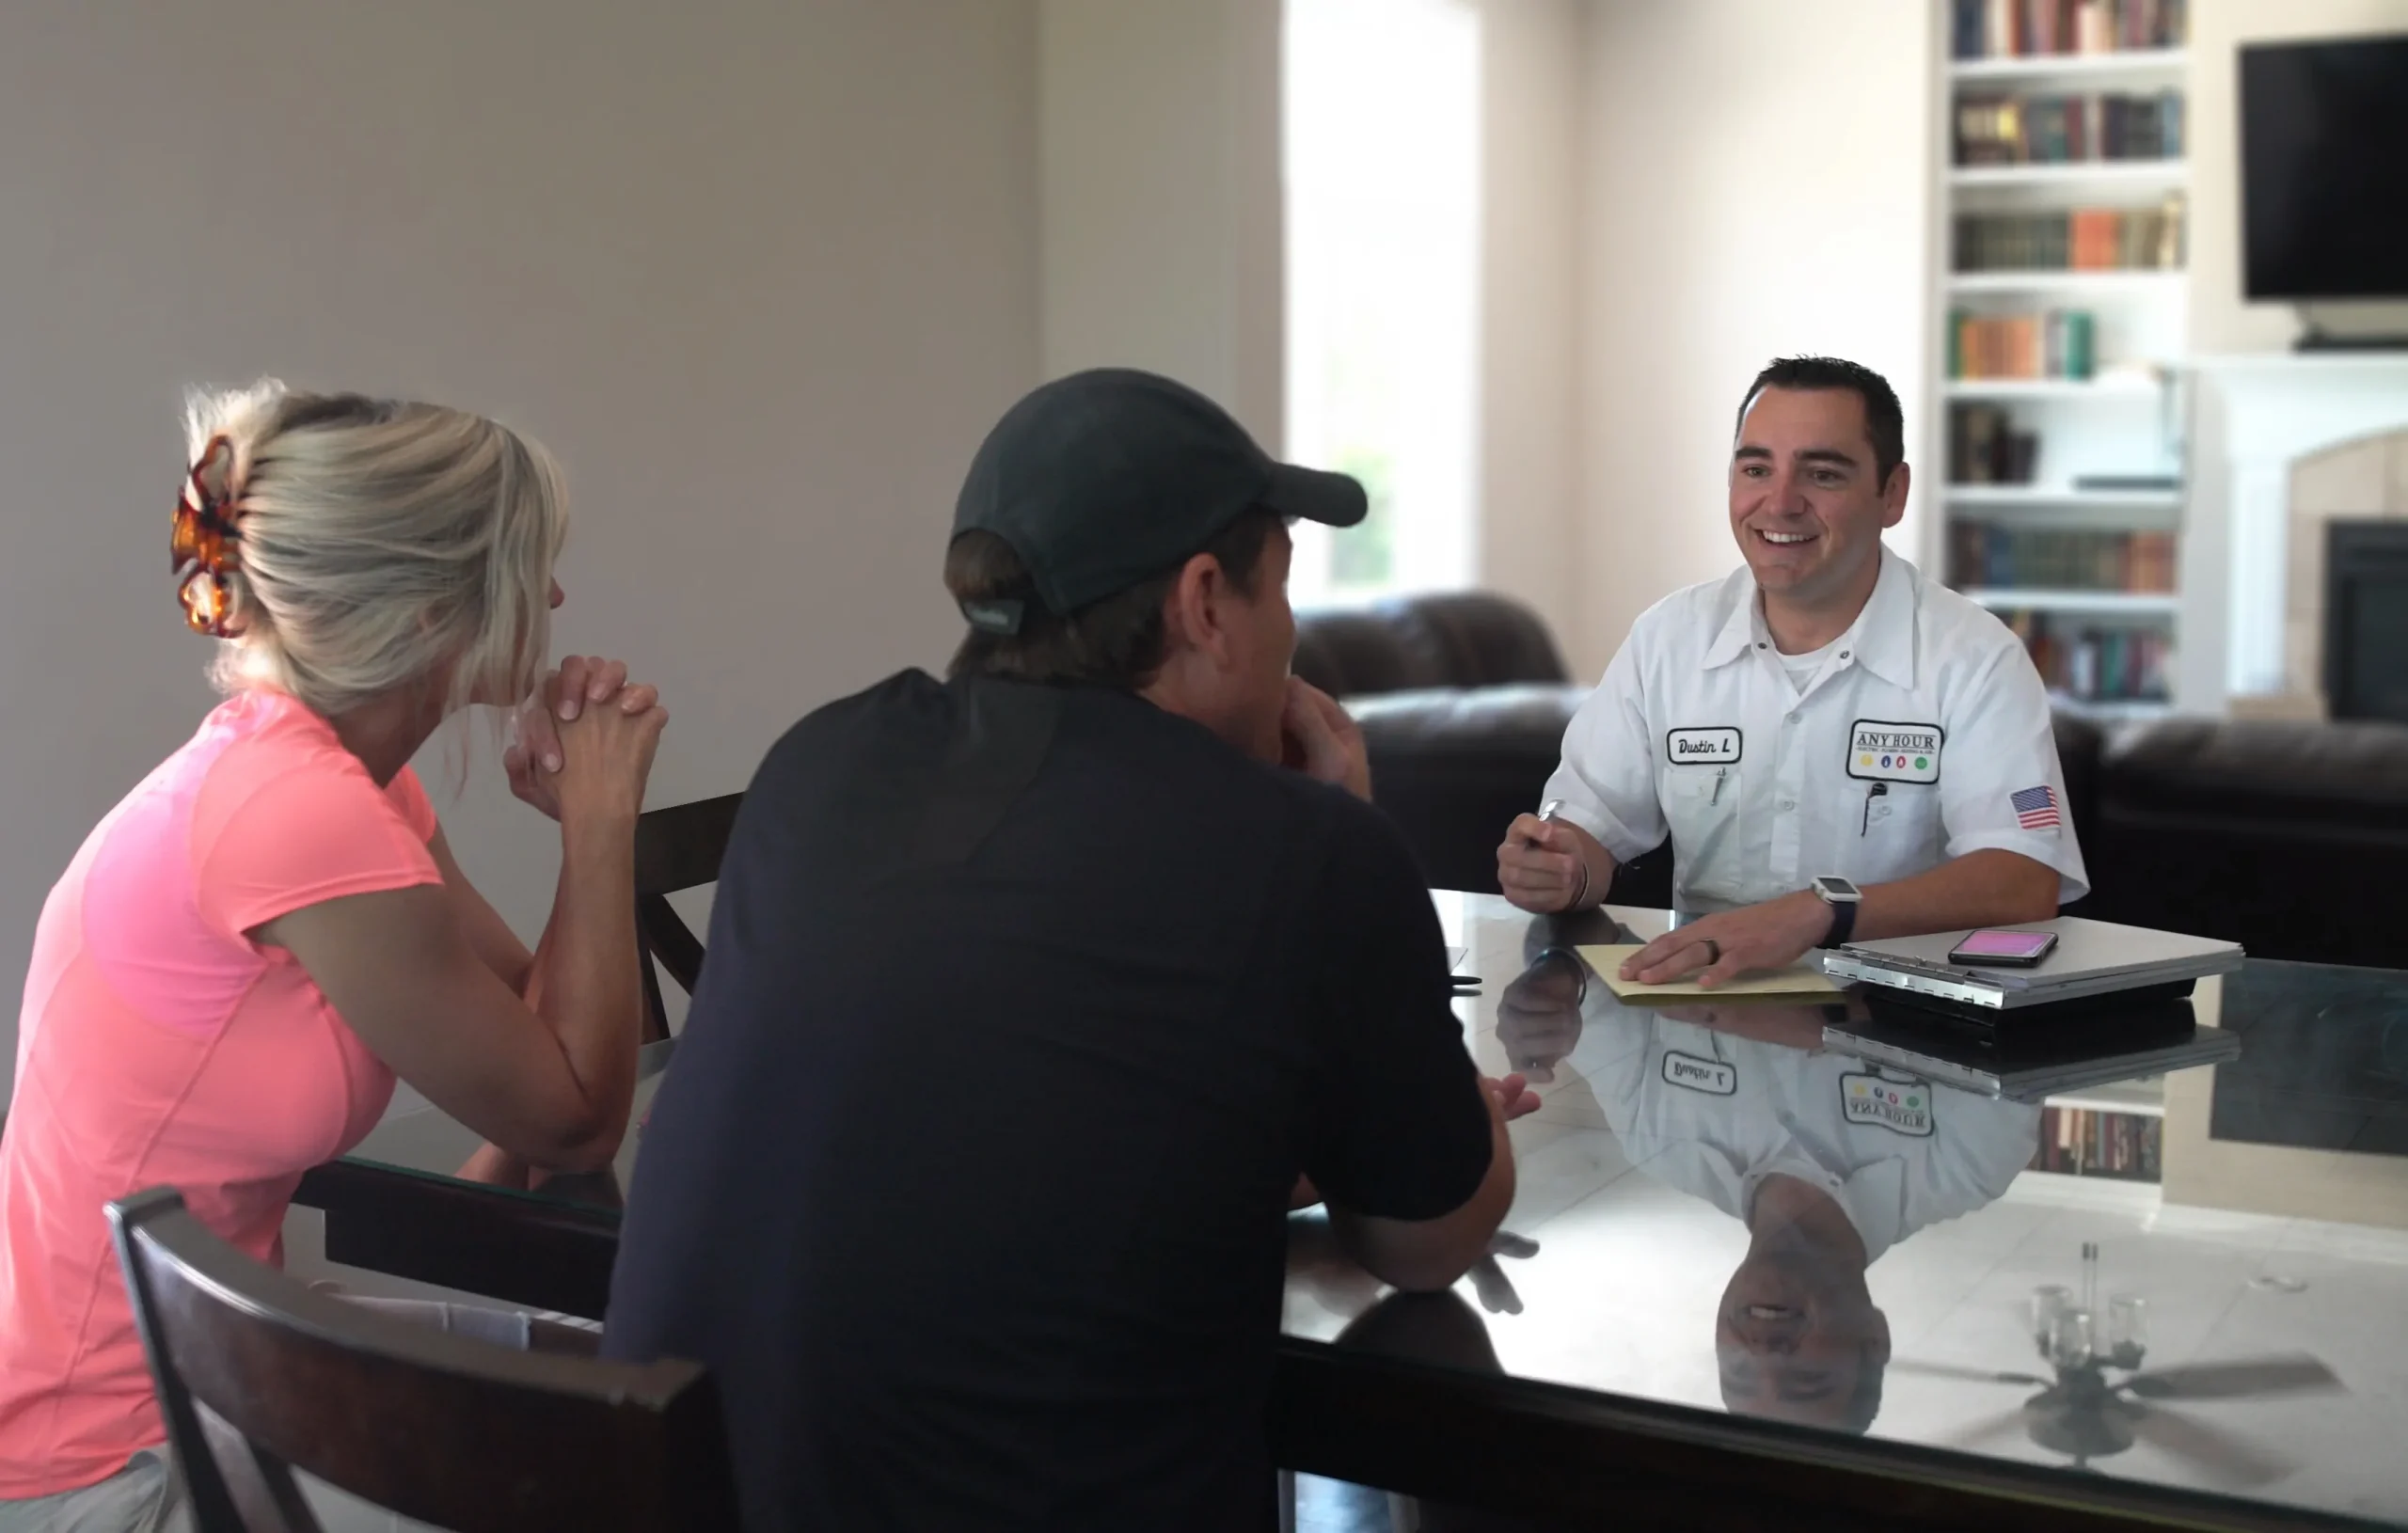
[1281,0,1481,608]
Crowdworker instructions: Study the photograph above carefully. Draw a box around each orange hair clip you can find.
[171,435,245,637]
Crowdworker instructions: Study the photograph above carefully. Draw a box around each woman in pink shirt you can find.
[0,382,667,1529]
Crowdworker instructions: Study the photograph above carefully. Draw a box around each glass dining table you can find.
[303,895,2408,1531]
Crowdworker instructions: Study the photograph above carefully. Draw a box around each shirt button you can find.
[1779,797,1797,811]
[1840,650,1851,660]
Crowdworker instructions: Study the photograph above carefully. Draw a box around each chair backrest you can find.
[631,793,743,1048]
[108,1187,737,1533]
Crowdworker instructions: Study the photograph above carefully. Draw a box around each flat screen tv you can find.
[2240,33,2408,301]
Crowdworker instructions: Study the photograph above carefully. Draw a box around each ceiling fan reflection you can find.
[1894,1242,2344,1487]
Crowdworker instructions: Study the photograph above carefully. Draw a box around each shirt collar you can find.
[1704,547,1920,688]
[1847,548,1920,691]
[1748,1153,1909,1263]
[1701,566,1766,671]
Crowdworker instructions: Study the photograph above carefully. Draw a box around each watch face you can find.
[1815,876,1861,899]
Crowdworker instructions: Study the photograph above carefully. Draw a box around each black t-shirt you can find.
[603,672,1493,1533]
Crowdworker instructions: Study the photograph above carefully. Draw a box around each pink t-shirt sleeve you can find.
[383,764,440,844]
[191,757,442,939]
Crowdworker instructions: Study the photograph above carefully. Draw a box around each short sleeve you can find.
[192,759,443,939]
[1937,640,2091,903]
[1562,1002,1658,1136]
[1540,634,1667,864]
[1302,804,1495,1221]
[384,764,440,844]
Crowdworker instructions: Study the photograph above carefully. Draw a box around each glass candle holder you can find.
[2106,1294,2147,1368]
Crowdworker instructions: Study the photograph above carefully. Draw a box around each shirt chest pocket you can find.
[1857,782,1943,853]
[1662,766,1741,846]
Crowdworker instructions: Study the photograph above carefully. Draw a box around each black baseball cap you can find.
[950,368,1367,634]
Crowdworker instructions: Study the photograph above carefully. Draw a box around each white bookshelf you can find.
[1966,589,2179,616]
[1949,159,2187,193]
[2045,1077,2167,1119]
[1949,46,2187,85]
[1943,485,2180,512]
[1947,269,2185,297]
[1942,375,2163,401]
[2046,694,2176,723]
[1931,19,2192,717]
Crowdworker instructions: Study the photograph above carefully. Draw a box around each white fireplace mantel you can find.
[2181,354,2408,712]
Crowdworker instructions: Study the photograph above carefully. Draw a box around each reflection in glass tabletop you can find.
[341,893,2408,1528]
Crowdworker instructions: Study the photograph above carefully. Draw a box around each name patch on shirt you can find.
[1667,727,1742,766]
[1847,719,1943,784]
[1662,1051,1737,1095]
[1841,1072,1935,1136]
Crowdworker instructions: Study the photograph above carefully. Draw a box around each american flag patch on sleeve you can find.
[2010,785,2062,830]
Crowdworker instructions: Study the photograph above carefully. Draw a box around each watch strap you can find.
[1819,892,1859,949]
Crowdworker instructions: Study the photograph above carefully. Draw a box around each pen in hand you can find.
[1531,798,1590,910]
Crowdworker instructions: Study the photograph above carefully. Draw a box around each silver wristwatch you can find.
[1812,875,1862,949]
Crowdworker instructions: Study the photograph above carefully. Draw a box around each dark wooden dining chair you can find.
[107,1187,737,1533]
[632,793,743,1052]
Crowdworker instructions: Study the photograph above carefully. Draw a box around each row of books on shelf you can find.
[1947,404,2041,485]
[1951,0,2187,59]
[1950,526,2178,593]
[1955,201,2184,273]
[2029,1106,2162,1180]
[1955,91,2184,166]
[1948,309,2098,381]
[2004,612,2174,703]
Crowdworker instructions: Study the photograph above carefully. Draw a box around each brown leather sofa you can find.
[1297,593,2408,971]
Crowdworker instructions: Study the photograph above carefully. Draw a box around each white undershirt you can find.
[1776,637,1842,697]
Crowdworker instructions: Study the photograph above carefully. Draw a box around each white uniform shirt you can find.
[1544,548,2088,913]
[1576,1011,2041,1260]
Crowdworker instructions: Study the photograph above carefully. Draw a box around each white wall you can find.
[1038,0,1286,444]
[0,1,1040,1098]
[1474,0,1590,663]
[1570,0,1934,678]
[2187,0,2408,355]
[1039,0,1591,657]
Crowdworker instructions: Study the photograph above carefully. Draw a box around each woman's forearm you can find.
[519,813,644,1160]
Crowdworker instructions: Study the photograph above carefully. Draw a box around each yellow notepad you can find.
[1576,943,1843,1001]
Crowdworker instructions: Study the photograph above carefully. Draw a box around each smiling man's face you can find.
[1716,1243,1891,1432]
[1727,387,1907,618]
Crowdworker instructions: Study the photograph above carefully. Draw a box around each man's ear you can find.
[1163,552,1233,667]
[1879,461,1911,529]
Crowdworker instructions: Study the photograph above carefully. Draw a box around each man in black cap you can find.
[604,369,1534,1532]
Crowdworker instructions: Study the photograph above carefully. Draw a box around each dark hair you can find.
[1840,1334,1888,1435]
[944,511,1283,689]
[1735,356,1906,491]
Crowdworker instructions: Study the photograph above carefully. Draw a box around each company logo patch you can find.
[1662,1051,1737,1096]
[1847,719,1942,784]
[1666,727,1742,766]
[1841,1072,1934,1136]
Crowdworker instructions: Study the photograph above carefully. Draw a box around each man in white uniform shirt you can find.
[1498,356,2087,986]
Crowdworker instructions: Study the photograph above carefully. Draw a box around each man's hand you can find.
[1481,1071,1544,1122]
[1470,1228,1541,1315]
[1619,890,1833,988]
[1497,814,1597,914]
[1495,953,1585,1083]
[1280,677,1372,802]
[503,656,662,822]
